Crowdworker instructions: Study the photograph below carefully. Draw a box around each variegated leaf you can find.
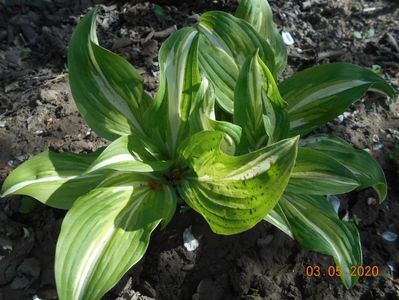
[235,0,287,76]
[68,8,151,141]
[234,51,288,154]
[0,151,105,209]
[177,131,298,234]
[197,11,277,78]
[279,63,397,136]
[300,134,387,201]
[150,27,201,157]
[55,175,176,300]
[287,147,359,195]
[265,193,362,288]
[85,135,172,173]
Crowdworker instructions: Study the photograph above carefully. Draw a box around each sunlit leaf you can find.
[68,8,151,141]
[279,63,396,136]
[55,176,176,300]
[0,151,106,209]
[177,131,298,234]
[234,51,288,154]
[287,147,359,195]
[265,193,362,288]
[235,0,287,76]
[300,134,387,201]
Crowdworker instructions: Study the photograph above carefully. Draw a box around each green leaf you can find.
[197,11,278,78]
[287,147,359,195]
[279,63,397,136]
[189,78,242,148]
[265,193,362,288]
[300,134,387,201]
[150,27,202,157]
[68,8,151,141]
[235,0,287,76]
[86,135,172,173]
[55,177,176,300]
[234,51,288,154]
[1,151,106,209]
[177,131,298,235]
[197,33,239,114]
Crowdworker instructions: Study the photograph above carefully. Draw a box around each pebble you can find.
[382,231,398,242]
[327,195,340,213]
[10,276,30,290]
[372,134,380,143]
[257,235,274,247]
[0,121,6,128]
[373,143,383,151]
[282,31,294,45]
[18,258,40,279]
[367,197,377,205]
[183,226,199,252]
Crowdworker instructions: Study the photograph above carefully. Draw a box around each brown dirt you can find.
[0,0,398,299]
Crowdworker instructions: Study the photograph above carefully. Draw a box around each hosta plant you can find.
[1,1,396,298]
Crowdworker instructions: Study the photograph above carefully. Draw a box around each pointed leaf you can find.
[300,134,387,201]
[287,147,359,195]
[189,78,242,148]
[69,8,150,141]
[1,151,106,209]
[177,131,298,235]
[86,135,172,173]
[235,0,287,76]
[234,51,289,154]
[197,11,278,78]
[150,27,201,156]
[197,33,239,114]
[265,193,362,288]
[279,63,397,136]
[56,177,176,300]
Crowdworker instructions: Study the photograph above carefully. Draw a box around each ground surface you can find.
[0,0,399,299]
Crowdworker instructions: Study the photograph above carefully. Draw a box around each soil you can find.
[0,0,399,299]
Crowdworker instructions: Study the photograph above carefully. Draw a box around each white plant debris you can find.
[367,197,377,205]
[282,31,294,45]
[382,231,398,242]
[183,226,199,252]
[327,195,340,214]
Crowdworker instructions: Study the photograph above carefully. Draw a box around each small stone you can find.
[382,231,398,242]
[327,195,340,213]
[182,263,195,271]
[372,134,380,143]
[183,226,199,252]
[367,197,377,205]
[257,235,274,247]
[18,258,40,279]
[282,31,294,45]
[373,143,383,151]
[10,276,30,289]
[0,121,6,128]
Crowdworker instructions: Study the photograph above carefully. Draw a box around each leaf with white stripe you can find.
[279,63,397,136]
[177,131,298,235]
[300,134,387,201]
[197,11,278,78]
[264,193,362,288]
[86,135,172,173]
[55,177,176,300]
[287,147,359,195]
[196,33,239,114]
[189,78,242,148]
[234,51,289,154]
[150,27,202,157]
[0,151,106,209]
[235,0,287,76]
[69,8,151,141]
